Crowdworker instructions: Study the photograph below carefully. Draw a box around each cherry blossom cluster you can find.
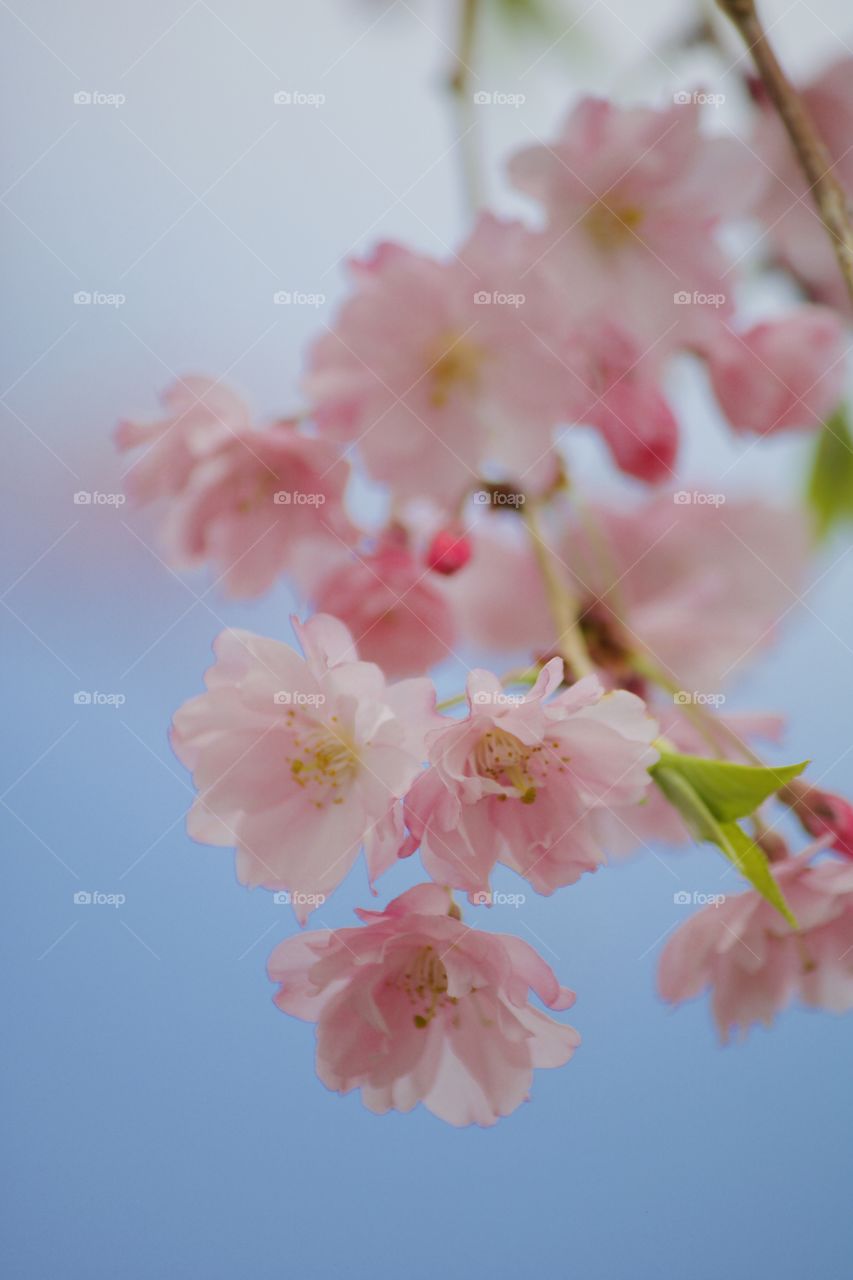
[119,74,853,1125]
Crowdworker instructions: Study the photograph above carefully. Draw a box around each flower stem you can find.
[716,0,853,305]
[448,0,483,215]
[523,504,596,680]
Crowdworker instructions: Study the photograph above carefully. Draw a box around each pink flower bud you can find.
[425,527,473,576]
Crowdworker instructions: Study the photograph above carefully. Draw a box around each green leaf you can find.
[807,407,853,539]
[653,765,798,926]
[653,752,808,823]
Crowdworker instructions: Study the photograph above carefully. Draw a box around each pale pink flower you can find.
[508,97,759,349]
[171,614,438,921]
[449,496,808,692]
[401,661,658,896]
[118,379,354,597]
[268,882,580,1125]
[303,217,570,506]
[785,783,853,860]
[659,850,853,1040]
[753,59,853,312]
[705,308,846,435]
[292,532,457,677]
[166,426,354,597]
[562,320,679,482]
[557,495,809,691]
[117,376,246,503]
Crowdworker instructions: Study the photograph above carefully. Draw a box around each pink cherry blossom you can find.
[425,525,472,576]
[557,494,809,691]
[401,661,658,896]
[508,96,760,350]
[704,308,846,435]
[785,783,853,859]
[659,849,853,1040]
[562,320,679,482]
[753,58,853,312]
[303,217,570,506]
[448,496,808,692]
[117,376,247,503]
[268,882,580,1126]
[118,379,355,596]
[171,613,438,921]
[292,532,457,677]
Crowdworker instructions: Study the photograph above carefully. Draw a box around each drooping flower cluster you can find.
[118,57,853,1124]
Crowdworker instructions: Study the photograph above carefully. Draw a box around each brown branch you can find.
[717,0,853,305]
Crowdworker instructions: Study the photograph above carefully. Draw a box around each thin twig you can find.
[716,0,853,305]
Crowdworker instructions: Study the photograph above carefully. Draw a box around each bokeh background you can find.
[3,2,853,1276]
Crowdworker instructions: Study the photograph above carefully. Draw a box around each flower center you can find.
[427,331,483,407]
[283,713,359,809]
[391,945,457,1028]
[474,727,538,804]
[583,200,644,252]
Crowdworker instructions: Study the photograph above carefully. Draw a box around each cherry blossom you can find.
[659,850,853,1040]
[401,661,658,896]
[292,531,457,677]
[753,57,853,312]
[118,379,354,596]
[268,882,580,1126]
[171,614,438,921]
[704,308,846,436]
[303,218,569,506]
[508,96,759,349]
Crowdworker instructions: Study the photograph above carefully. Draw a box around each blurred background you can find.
[3,2,853,1276]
